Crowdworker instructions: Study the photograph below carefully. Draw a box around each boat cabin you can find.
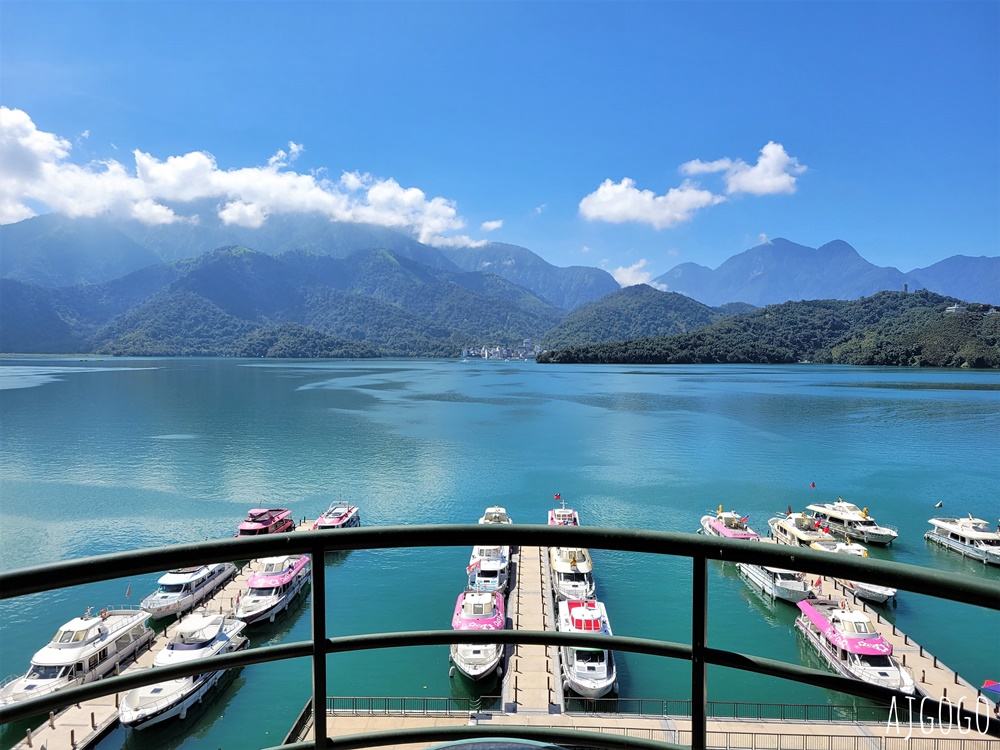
[237,508,294,536]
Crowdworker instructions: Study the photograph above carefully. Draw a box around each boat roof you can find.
[322,503,358,516]
[243,508,291,522]
[797,599,892,656]
[174,613,226,644]
[561,599,612,640]
[550,547,593,572]
[806,500,869,519]
[928,516,1000,539]
[158,564,216,584]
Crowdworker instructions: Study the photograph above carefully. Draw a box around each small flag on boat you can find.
[814,577,822,588]
[814,519,822,528]
[934,500,943,508]
[810,482,815,488]
[554,493,561,500]
[125,583,131,599]
[741,516,749,523]
[466,560,480,575]
[822,526,831,533]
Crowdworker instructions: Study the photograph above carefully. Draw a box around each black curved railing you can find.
[1,525,998,750]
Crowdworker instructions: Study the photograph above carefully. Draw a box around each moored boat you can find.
[805,499,898,545]
[140,563,237,620]
[312,502,361,530]
[234,555,311,624]
[449,590,506,680]
[924,515,1000,565]
[119,612,248,729]
[737,562,811,603]
[557,599,617,699]
[548,494,580,526]
[809,539,897,603]
[700,506,760,541]
[236,508,295,536]
[0,606,153,706]
[795,597,914,694]
[467,544,510,593]
[478,506,512,524]
[548,546,596,601]
[769,512,835,547]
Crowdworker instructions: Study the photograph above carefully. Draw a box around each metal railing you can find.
[0,524,998,750]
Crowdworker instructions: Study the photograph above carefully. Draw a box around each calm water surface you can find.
[1,358,998,749]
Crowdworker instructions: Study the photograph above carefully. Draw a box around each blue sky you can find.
[1,1,997,286]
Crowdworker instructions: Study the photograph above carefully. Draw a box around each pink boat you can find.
[700,506,759,540]
[449,590,505,680]
[548,494,580,526]
[312,503,361,530]
[236,508,295,537]
[795,598,914,694]
[234,554,311,624]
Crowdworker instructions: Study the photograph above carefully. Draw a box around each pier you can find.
[8,533,997,750]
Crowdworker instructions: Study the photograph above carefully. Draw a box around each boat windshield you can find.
[52,628,88,644]
[576,651,607,665]
[248,586,277,596]
[840,619,873,635]
[774,571,800,582]
[27,664,69,680]
[238,528,263,536]
[262,562,287,574]
[475,546,503,558]
[859,654,893,668]
[463,599,494,617]
[558,571,591,583]
[158,583,185,594]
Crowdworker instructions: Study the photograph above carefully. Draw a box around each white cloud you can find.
[0,107,483,246]
[682,142,806,196]
[579,178,723,230]
[481,219,503,232]
[758,233,771,245]
[610,258,666,289]
[581,245,591,253]
[534,204,546,214]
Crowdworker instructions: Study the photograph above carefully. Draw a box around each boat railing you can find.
[1,524,998,750]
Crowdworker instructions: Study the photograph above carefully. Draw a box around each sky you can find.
[1,1,998,287]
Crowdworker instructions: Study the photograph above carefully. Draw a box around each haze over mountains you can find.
[0,213,997,359]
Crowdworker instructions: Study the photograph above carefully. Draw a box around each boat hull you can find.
[737,563,811,603]
[449,644,503,681]
[235,573,309,624]
[925,530,1000,565]
[559,647,616,699]
[794,617,913,694]
[141,564,236,620]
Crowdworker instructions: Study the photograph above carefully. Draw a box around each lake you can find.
[1,357,998,749]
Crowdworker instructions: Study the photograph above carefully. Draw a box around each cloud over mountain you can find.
[0,107,486,248]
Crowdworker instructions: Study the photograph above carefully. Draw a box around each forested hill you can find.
[537,291,1000,368]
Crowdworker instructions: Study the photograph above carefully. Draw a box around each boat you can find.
[556,599,617,699]
[737,562,812,603]
[119,612,249,729]
[805,499,898,545]
[236,508,295,536]
[449,590,505,680]
[467,544,510,593]
[548,494,580,526]
[924,515,1000,565]
[795,598,915,695]
[139,563,237,620]
[0,606,153,706]
[234,555,311,624]
[478,506,512,524]
[768,512,835,547]
[700,506,760,540]
[548,546,596,601]
[809,540,897,603]
[312,502,361,530]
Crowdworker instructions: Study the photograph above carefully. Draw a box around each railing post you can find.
[311,543,327,750]
[692,554,708,750]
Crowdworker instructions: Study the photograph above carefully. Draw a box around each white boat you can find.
[805,499,898,545]
[548,547,595,601]
[119,612,248,729]
[478,506,512,524]
[810,539,897,603]
[795,598,914,695]
[467,544,510,593]
[700,506,760,541]
[140,563,236,620]
[768,513,836,547]
[557,599,617,699]
[924,515,1000,565]
[0,606,153,706]
[234,555,311,624]
[449,590,505,681]
[737,562,812,603]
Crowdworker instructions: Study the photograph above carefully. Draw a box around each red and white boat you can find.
[548,494,580,526]
[795,598,914,694]
[557,599,617,699]
[234,555,311,624]
[312,502,361,530]
[236,508,295,537]
[449,590,505,680]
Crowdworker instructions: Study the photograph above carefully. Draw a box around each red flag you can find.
[741,516,749,523]
[466,559,481,575]
[554,493,561,500]
[810,482,816,488]
[822,526,831,533]
[814,577,822,588]
[814,519,822,528]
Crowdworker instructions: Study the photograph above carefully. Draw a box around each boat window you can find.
[159,583,185,594]
[26,664,67,680]
[860,654,893,668]
[238,528,261,536]
[576,651,606,665]
[248,586,275,596]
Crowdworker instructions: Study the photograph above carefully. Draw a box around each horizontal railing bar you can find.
[272,723,689,750]
[6,627,993,734]
[1,525,998,607]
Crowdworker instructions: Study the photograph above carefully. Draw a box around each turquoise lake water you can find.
[0,358,998,749]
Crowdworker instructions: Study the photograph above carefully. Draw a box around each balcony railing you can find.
[0,525,998,750]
